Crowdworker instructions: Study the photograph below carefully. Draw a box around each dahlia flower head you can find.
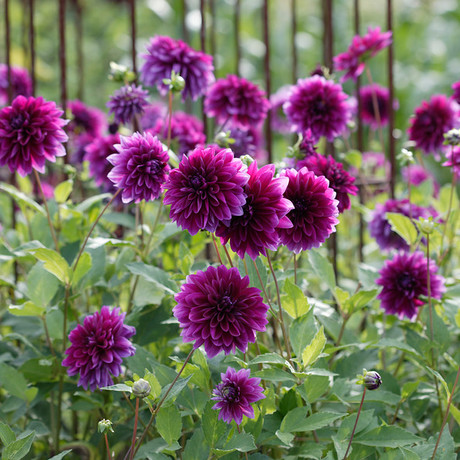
[107,84,149,126]
[147,111,205,158]
[173,265,269,358]
[297,152,358,213]
[140,35,215,101]
[443,145,460,177]
[107,132,170,203]
[68,99,107,137]
[140,102,167,131]
[0,64,32,106]
[62,306,136,391]
[401,164,440,196]
[408,94,458,156]
[204,75,270,129]
[278,167,339,253]
[299,129,319,158]
[164,145,249,234]
[452,81,460,105]
[212,367,265,425]
[368,199,437,252]
[334,27,392,82]
[84,133,120,192]
[216,161,294,259]
[270,85,293,133]
[376,251,445,320]
[226,125,261,158]
[359,84,398,129]
[0,95,68,177]
[284,76,350,142]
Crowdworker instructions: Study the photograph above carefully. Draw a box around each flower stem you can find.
[431,366,460,459]
[222,243,234,268]
[211,234,224,265]
[104,433,113,460]
[129,397,140,460]
[34,169,60,253]
[167,90,173,151]
[252,259,277,319]
[132,348,195,458]
[343,387,366,460]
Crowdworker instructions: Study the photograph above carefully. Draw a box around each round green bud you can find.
[98,419,114,434]
[132,378,151,398]
[419,218,434,235]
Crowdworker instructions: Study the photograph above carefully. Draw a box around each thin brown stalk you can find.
[343,388,366,459]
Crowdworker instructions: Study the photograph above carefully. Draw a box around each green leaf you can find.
[354,426,421,447]
[72,252,92,285]
[2,431,35,460]
[143,370,162,400]
[126,262,177,295]
[202,401,228,449]
[182,429,209,460]
[8,301,45,317]
[26,262,60,307]
[100,383,132,393]
[156,406,182,446]
[47,449,73,460]
[253,368,297,382]
[302,325,327,368]
[308,249,336,293]
[0,422,16,446]
[281,408,344,433]
[282,278,310,318]
[54,180,73,203]
[75,193,111,212]
[290,310,317,360]
[249,353,287,366]
[344,150,362,169]
[158,374,193,406]
[0,183,45,215]
[386,212,418,246]
[0,363,29,401]
[45,308,65,340]
[275,430,294,446]
[29,248,70,284]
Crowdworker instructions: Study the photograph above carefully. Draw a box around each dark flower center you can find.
[293,198,308,214]
[239,199,254,226]
[222,382,240,403]
[190,173,206,190]
[10,114,25,130]
[145,158,162,175]
[217,294,235,313]
[397,272,416,293]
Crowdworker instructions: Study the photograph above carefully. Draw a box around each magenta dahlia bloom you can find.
[173,265,269,358]
[68,100,106,137]
[140,35,214,101]
[270,85,293,133]
[334,27,392,82]
[452,81,460,105]
[84,133,120,192]
[107,84,149,125]
[227,125,261,158]
[299,129,319,158]
[212,367,265,425]
[0,64,32,106]
[368,199,437,252]
[216,161,293,259]
[140,102,167,131]
[278,168,339,253]
[297,153,357,213]
[163,146,249,234]
[148,111,205,158]
[107,132,169,203]
[443,145,460,177]
[359,84,397,128]
[0,96,68,177]
[376,251,445,320]
[204,75,270,129]
[408,94,457,156]
[62,306,136,391]
[284,76,350,142]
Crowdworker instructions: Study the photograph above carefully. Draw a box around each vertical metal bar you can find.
[29,0,36,95]
[291,0,297,83]
[210,0,216,69]
[5,0,13,104]
[75,0,84,100]
[235,0,241,77]
[387,0,396,198]
[129,0,137,78]
[262,0,272,163]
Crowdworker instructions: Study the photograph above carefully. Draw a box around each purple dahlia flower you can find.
[270,85,293,133]
[284,76,350,142]
[173,265,269,358]
[0,64,32,106]
[212,367,265,425]
[68,99,106,137]
[333,27,392,82]
[376,251,445,320]
[297,153,358,213]
[107,84,149,126]
[299,129,319,158]
[368,199,437,252]
[216,161,293,259]
[148,111,205,158]
[62,306,136,391]
[204,75,270,129]
[452,81,460,105]
[443,145,460,177]
[0,96,68,177]
[140,102,167,131]
[140,35,214,101]
[227,125,261,158]
[408,94,457,156]
[359,84,397,128]
[84,133,120,192]
[278,168,339,253]
[163,145,249,235]
[107,132,170,203]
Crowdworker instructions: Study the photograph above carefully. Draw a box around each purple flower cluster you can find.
[173,265,269,358]
[108,132,170,203]
[376,251,444,320]
[284,76,350,141]
[140,35,214,101]
[107,84,149,125]
[0,64,32,106]
[62,306,136,391]
[334,27,392,82]
[0,96,68,176]
[204,75,270,129]
[212,367,265,425]
[359,84,395,128]
[278,168,339,253]
[270,85,293,133]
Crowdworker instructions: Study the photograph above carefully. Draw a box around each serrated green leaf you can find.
[275,430,294,446]
[249,353,287,366]
[156,406,182,446]
[224,431,256,452]
[282,278,310,318]
[29,248,70,284]
[158,374,193,406]
[302,325,327,368]
[281,407,344,433]
[182,429,209,460]
[290,309,316,359]
[2,431,35,460]
[9,301,46,317]
[54,180,73,203]
[0,422,16,446]
[143,370,162,400]
[386,212,417,246]
[72,252,92,285]
[354,425,421,447]
[0,182,45,215]
[26,263,60,307]
[202,401,228,449]
[308,249,336,293]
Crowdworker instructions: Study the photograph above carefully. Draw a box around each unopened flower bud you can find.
[419,217,434,235]
[398,148,414,166]
[163,70,185,94]
[98,419,114,434]
[240,154,255,168]
[132,378,151,398]
[363,370,382,390]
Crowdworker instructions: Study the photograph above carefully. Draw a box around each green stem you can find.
[211,234,224,265]
[104,433,113,460]
[129,397,140,460]
[343,388,366,460]
[167,90,173,151]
